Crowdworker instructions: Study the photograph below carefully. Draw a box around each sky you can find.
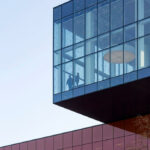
[0,0,100,147]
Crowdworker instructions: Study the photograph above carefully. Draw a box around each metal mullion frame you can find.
[96,0,99,84]
[60,5,62,100]
[123,0,125,83]
[137,0,139,79]
[72,0,75,96]
[53,8,55,102]
[109,0,111,86]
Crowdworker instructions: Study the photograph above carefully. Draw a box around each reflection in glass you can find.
[111,0,123,30]
[74,42,84,59]
[124,24,137,42]
[74,58,84,87]
[86,6,97,39]
[86,53,97,85]
[86,37,97,55]
[62,16,73,48]
[54,50,61,66]
[138,35,150,69]
[125,135,135,150]
[111,45,123,77]
[136,135,147,150]
[74,11,85,44]
[98,33,109,51]
[124,40,137,74]
[111,28,123,46]
[54,20,61,51]
[124,0,137,25]
[62,62,73,92]
[98,1,109,35]
[138,0,150,20]
[138,18,150,37]
[98,50,110,81]
[54,65,61,94]
[62,46,73,63]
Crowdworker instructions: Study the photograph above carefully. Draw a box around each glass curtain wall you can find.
[53,0,150,101]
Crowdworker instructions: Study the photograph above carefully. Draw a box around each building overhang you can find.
[55,76,150,123]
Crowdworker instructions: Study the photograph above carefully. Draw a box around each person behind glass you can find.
[75,73,80,87]
[67,75,73,90]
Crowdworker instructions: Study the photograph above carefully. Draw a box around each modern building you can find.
[1,0,150,149]
[53,0,150,123]
[1,114,150,150]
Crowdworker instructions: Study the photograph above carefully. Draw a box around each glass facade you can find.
[53,0,150,102]
[2,115,150,150]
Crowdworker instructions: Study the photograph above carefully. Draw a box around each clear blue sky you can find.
[0,0,100,147]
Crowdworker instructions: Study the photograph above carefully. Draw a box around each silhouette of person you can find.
[66,75,73,90]
[75,73,80,87]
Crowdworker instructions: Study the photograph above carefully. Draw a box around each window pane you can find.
[86,0,97,8]
[103,140,113,150]
[103,124,113,140]
[93,142,102,150]
[86,6,97,39]
[86,37,97,55]
[124,24,137,42]
[62,16,73,48]
[93,126,102,142]
[138,18,150,37]
[138,35,150,69]
[74,0,85,12]
[138,0,150,20]
[54,65,61,94]
[45,137,53,150]
[124,40,137,74]
[74,58,84,87]
[98,33,110,51]
[111,45,123,77]
[125,135,135,150]
[54,135,63,150]
[54,20,61,51]
[54,50,61,66]
[82,144,92,150]
[124,0,137,25]
[74,11,85,43]
[114,137,124,150]
[74,42,84,59]
[62,62,73,91]
[111,28,123,46]
[63,132,72,148]
[136,135,147,150]
[111,0,123,30]
[98,50,110,81]
[98,1,109,35]
[62,46,73,63]
[62,1,73,18]
[83,128,92,144]
[73,130,82,146]
[86,53,97,85]
[54,6,61,21]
